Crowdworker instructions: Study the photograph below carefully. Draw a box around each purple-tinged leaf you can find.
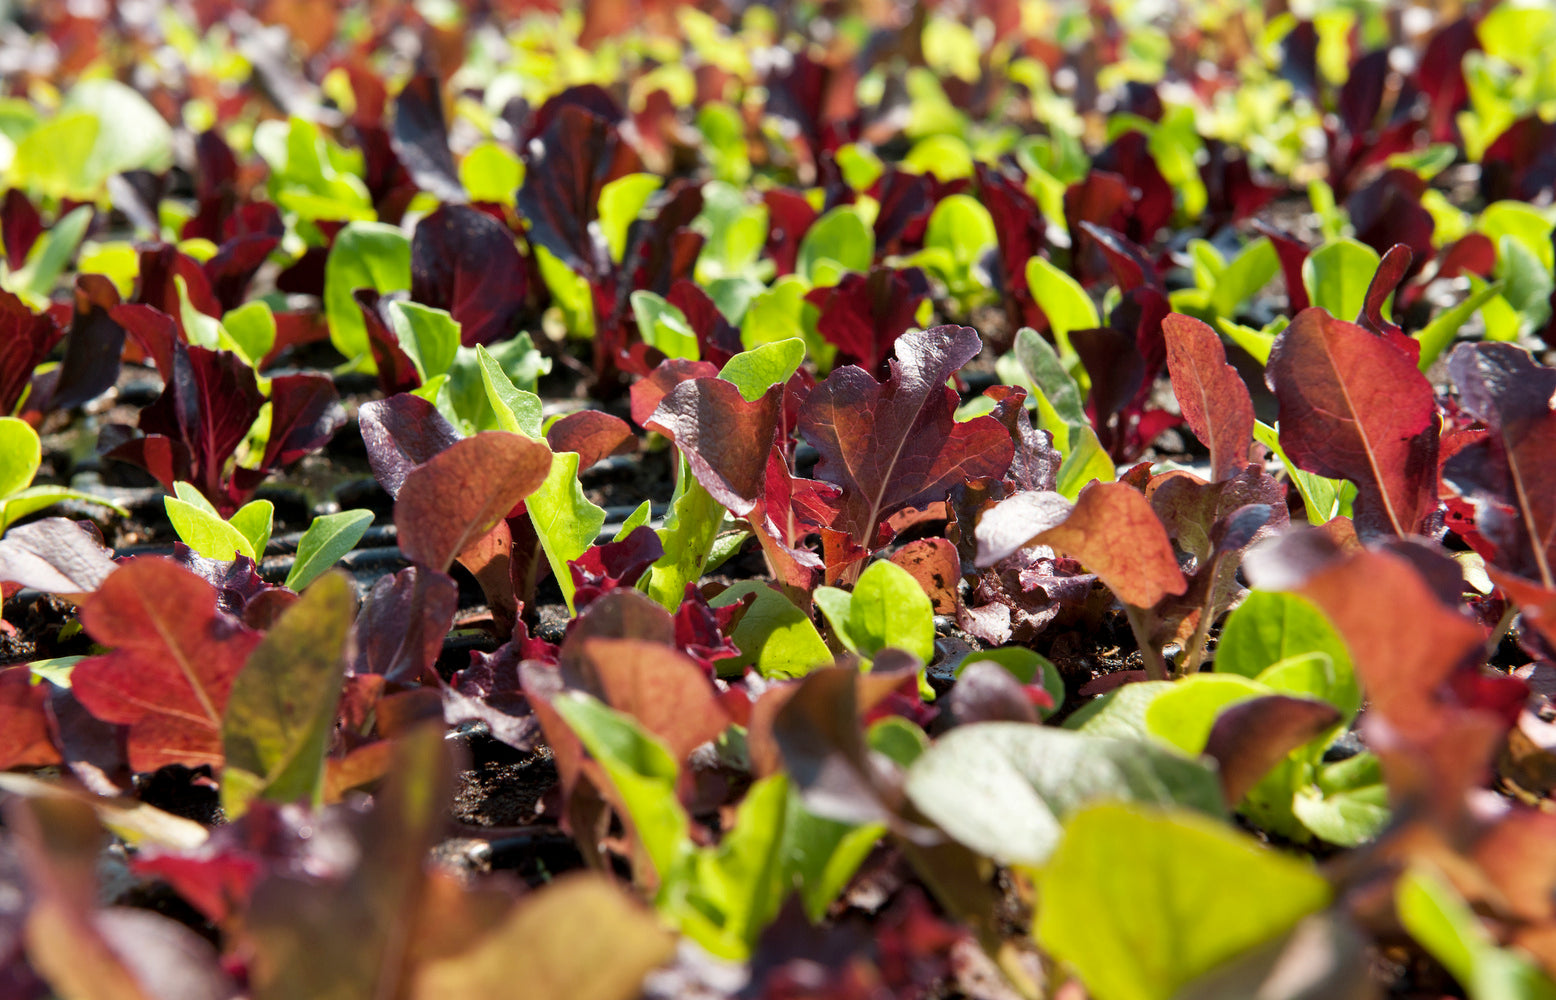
[1,189,42,272]
[1204,695,1343,806]
[1253,221,1312,313]
[569,526,664,611]
[396,432,552,573]
[1346,170,1434,266]
[648,377,782,515]
[1091,131,1173,246]
[51,275,124,411]
[354,567,460,685]
[1415,19,1478,144]
[411,205,526,347]
[1267,308,1440,538]
[355,289,422,395]
[799,325,1014,549]
[627,357,720,429]
[974,490,1074,568]
[203,232,280,312]
[1163,313,1254,481]
[72,559,263,772]
[1358,244,1412,344]
[1444,343,1556,587]
[1338,49,1389,140]
[870,168,933,255]
[0,291,62,417]
[359,393,462,499]
[168,544,275,622]
[1480,117,1556,203]
[806,267,930,374]
[139,342,265,512]
[518,105,639,282]
[391,73,466,204]
[763,189,818,277]
[945,660,1043,726]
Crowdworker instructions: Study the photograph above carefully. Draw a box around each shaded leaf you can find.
[222,573,353,818]
[904,723,1224,867]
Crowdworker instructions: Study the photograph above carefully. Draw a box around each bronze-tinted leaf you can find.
[1025,481,1187,609]
[1203,696,1342,805]
[396,432,552,572]
[72,559,262,773]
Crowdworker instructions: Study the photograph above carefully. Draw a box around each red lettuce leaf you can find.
[517,104,639,283]
[1,189,42,272]
[805,267,930,375]
[353,566,460,686]
[647,376,783,515]
[72,558,263,772]
[798,325,1014,549]
[411,204,527,347]
[1444,343,1556,586]
[0,667,61,770]
[1266,308,1441,538]
[0,291,62,417]
[1163,313,1254,481]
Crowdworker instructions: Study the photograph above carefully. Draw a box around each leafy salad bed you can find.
[3,0,1556,997]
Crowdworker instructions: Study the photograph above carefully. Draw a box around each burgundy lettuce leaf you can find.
[1253,220,1313,313]
[673,583,744,678]
[1090,130,1173,245]
[1326,51,1421,199]
[1064,173,1134,286]
[763,188,818,277]
[568,526,665,612]
[749,446,841,591]
[226,373,345,506]
[444,638,542,750]
[1415,18,1478,144]
[410,204,526,347]
[51,273,124,411]
[358,392,463,500]
[355,289,422,395]
[202,231,280,312]
[628,357,720,429]
[765,49,858,160]
[805,266,930,376]
[179,130,240,243]
[1197,140,1282,232]
[799,325,1014,553]
[134,244,222,337]
[1346,169,1435,268]
[1481,117,1556,204]
[116,341,265,513]
[665,279,742,367]
[169,543,276,620]
[1358,244,1414,350]
[1266,308,1441,538]
[1443,343,1556,587]
[390,72,466,205]
[517,104,640,283]
[1073,285,1176,461]
[0,290,62,417]
[870,168,933,255]
[518,83,625,146]
[353,566,461,686]
[1,189,42,272]
[647,376,782,516]
[976,164,1047,335]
